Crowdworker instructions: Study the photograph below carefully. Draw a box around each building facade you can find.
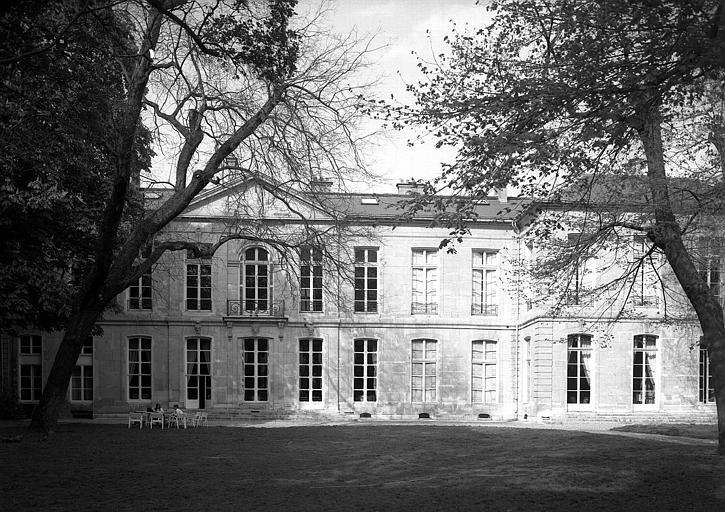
[0,180,718,422]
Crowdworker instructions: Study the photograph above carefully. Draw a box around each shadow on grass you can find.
[610,423,717,440]
[1,424,724,511]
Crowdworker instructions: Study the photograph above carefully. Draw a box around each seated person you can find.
[173,404,184,416]
[153,403,163,413]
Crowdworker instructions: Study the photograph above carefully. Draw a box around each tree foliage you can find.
[395,0,725,452]
[0,0,153,332]
[0,0,375,431]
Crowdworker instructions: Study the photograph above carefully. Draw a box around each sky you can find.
[302,0,490,193]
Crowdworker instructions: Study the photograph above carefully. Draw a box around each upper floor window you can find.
[186,252,212,311]
[300,247,323,312]
[631,236,658,307]
[128,272,152,310]
[242,247,272,313]
[633,334,657,404]
[696,237,723,306]
[411,339,437,402]
[354,248,378,313]
[20,334,42,355]
[565,233,596,306]
[472,340,497,403]
[412,249,437,314]
[472,250,498,315]
[128,336,152,401]
[567,334,592,405]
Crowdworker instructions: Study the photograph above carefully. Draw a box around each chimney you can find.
[396,181,423,194]
[310,178,333,193]
[496,187,508,203]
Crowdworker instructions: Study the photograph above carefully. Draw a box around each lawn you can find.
[1,423,724,511]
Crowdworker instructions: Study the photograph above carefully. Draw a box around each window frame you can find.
[186,256,213,311]
[18,334,42,402]
[128,271,153,310]
[471,340,498,404]
[243,337,270,402]
[411,249,438,315]
[699,347,715,404]
[411,338,437,403]
[70,364,93,402]
[353,338,378,402]
[631,236,659,308]
[354,248,379,313]
[300,247,323,313]
[299,338,324,404]
[632,334,658,406]
[471,250,499,316]
[128,336,152,401]
[241,246,272,313]
[566,334,593,408]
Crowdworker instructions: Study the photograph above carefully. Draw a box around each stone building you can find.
[0,179,718,422]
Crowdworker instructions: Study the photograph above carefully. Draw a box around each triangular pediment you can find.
[181,176,334,221]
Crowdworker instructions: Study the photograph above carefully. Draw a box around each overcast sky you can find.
[306,0,488,192]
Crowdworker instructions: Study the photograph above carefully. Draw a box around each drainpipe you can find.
[513,221,521,419]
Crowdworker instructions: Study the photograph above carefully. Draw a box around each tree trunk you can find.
[638,106,725,454]
[29,304,105,432]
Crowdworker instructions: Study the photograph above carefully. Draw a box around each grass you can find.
[610,423,718,440]
[1,422,724,511]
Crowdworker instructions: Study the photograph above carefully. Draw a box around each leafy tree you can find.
[0,0,152,333]
[1,0,375,432]
[395,0,725,452]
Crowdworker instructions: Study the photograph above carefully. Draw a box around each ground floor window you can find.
[299,338,323,402]
[354,338,377,402]
[19,364,42,401]
[71,365,93,401]
[128,337,152,400]
[412,339,437,402]
[187,337,212,409]
[700,348,715,403]
[633,334,657,405]
[472,340,497,403]
[244,338,269,402]
[567,334,592,404]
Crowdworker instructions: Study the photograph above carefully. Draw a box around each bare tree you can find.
[26,0,378,432]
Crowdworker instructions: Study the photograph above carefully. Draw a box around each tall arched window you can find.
[242,247,272,313]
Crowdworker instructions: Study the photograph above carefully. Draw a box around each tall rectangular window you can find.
[128,337,152,400]
[633,334,657,404]
[411,339,437,402]
[567,334,592,404]
[71,365,93,401]
[19,364,42,401]
[186,337,212,409]
[299,338,323,402]
[412,249,437,314]
[18,334,42,401]
[243,338,269,402]
[565,233,596,305]
[128,272,152,310]
[697,237,723,306]
[700,348,715,404]
[354,339,377,402]
[632,236,658,307]
[72,337,93,402]
[472,340,497,403]
[354,248,378,313]
[186,257,212,311]
[300,247,323,312]
[472,250,498,315]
